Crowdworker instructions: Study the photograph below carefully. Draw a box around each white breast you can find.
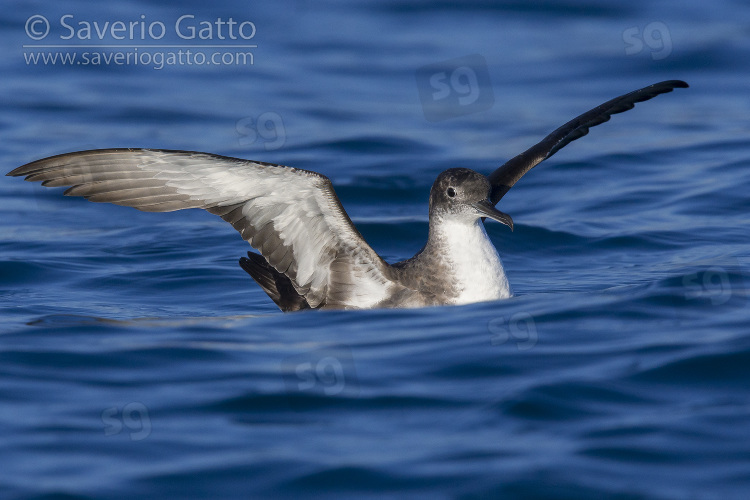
[436,219,512,304]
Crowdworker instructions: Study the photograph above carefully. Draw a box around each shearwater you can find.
[7,80,688,311]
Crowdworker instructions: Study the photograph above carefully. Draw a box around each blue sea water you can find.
[2,0,750,498]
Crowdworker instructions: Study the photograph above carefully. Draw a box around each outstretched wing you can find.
[488,80,689,204]
[7,149,397,309]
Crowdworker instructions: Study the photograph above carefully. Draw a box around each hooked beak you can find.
[473,200,514,231]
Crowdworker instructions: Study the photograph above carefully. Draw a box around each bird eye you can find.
[446,187,456,198]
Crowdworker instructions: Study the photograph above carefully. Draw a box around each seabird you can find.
[7,80,688,311]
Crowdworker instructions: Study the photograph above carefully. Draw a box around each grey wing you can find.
[488,80,689,204]
[7,148,397,309]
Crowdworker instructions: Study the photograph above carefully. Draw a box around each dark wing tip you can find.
[7,160,39,178]
[8,148,134,178]
[488,80,689,204]
[240,251,311,312]
[664,80,689,89]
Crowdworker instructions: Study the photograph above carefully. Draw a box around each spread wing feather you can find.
[488,80,689,204]
[8,148,396,309]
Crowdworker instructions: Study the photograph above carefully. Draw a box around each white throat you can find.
[433,218,512,304]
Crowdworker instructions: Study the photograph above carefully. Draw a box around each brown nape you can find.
[239,252,311,312]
